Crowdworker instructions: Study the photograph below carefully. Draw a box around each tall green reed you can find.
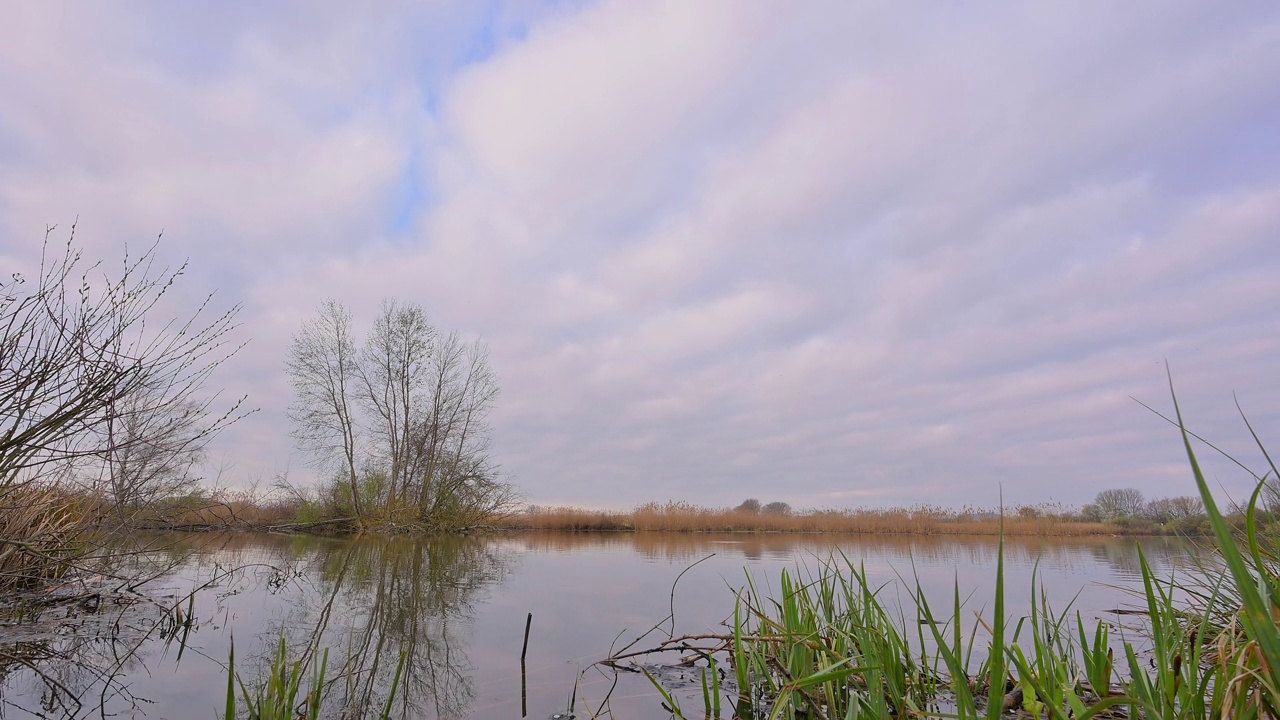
[224,636,328,720]
[1158,381,1280,718]
[614,380,1280,719]
[222,635,406,720]
[643,544,1132,720]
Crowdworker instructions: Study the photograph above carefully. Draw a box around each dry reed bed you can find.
[0,483,90,588]
[496,501,1116,535]
[137,498,303,529]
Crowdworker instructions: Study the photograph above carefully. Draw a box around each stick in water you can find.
[522,612,532,662]
[521,612,532,718]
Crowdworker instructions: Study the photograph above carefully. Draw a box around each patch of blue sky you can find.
[387,144,427,236]
[420,86,442,117]
[451,0,585,70]
[455,0,508,69]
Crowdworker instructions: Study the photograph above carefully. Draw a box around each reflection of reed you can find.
[6,535,210,715]
[128,529,346,574]
[508,529,1192,565]
[0,580,173,717]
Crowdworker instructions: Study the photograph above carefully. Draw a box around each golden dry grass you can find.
[498,505,632,531]
[496,501,1119,535]
[124,492,303,530]
[0,483,90,587]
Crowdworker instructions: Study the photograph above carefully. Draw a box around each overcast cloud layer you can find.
[3,2,1279,509]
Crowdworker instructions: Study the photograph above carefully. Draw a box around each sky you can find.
[2,2,1279,510]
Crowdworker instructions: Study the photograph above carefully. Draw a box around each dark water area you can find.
[0,531,1200,719]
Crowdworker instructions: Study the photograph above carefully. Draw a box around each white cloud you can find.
[2,1,1279,509]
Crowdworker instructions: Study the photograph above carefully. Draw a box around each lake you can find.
[0,531,1200,719]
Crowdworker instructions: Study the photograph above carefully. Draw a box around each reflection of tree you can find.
[1087,541,1144,577]
[1084,537,1199,579]
[268,535,513,720]
[0,531,514,719]
[507,530,1185,568]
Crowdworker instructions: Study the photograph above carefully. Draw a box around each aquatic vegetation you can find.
[224,636,329,720]
[593,385,1280,719]
[223,636,406,720]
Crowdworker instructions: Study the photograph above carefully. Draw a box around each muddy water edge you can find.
[0,531,1197,719]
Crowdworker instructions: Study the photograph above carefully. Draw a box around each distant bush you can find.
[1167,515,1210,535]
[294,500,326,526]
[1082,487,1208,532]
[1109,515,1159,534]
[763,501,792,516]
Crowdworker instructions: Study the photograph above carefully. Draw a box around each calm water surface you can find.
[0,531,1199,719]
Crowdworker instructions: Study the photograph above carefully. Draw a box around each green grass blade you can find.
[225,636,237,720]
[1169,375,1280,690]
[984,527,1006,720]
[381,651,406,720]
[787,659,865,690]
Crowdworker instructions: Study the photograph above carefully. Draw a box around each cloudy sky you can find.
[3,2,1279,510]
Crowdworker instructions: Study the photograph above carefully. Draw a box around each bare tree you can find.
[1141,495,1205,523]
[286,299,365,520]
[287,300,513,527]
[1,225,248,487]
[413,334,503,523]
[1091,488,1145,520]
[735,498,761,514]
[99,384,207,510]
[359,300,433,510]
[1167,495,1204,519]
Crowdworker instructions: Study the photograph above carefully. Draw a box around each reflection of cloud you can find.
[3,3,1280,508]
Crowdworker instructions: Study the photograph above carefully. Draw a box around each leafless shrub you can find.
[0,223,251,585]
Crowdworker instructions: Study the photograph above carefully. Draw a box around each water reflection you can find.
[0,532,517,719]
[0,535,209,717]
[0,531,1201,719]
[259,535,515,719]
[507,530,1195,579]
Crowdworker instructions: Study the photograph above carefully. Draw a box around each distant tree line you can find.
[1081,487,1207,533]
[727,489,1221,535]
[736,498,792,516]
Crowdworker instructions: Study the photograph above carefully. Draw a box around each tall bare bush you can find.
[0,223,249,584]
